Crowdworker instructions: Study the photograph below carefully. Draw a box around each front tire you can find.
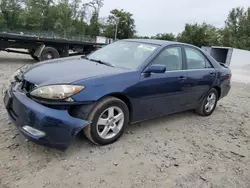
[84,97,129,145]
[195,88,218,116]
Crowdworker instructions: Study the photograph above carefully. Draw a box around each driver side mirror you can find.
[144,64,166,74]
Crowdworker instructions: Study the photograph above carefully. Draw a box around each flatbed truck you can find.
[0,32,109,61]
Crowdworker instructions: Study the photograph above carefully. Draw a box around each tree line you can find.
[137,7,250,50]
[0,0,136,40]
[0,1,250,50]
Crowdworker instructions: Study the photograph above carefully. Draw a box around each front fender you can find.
[72,71,140,102]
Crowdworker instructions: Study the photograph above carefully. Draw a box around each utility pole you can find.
[114,18,119,40]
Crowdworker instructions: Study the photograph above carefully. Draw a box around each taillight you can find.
[225,73,232,80]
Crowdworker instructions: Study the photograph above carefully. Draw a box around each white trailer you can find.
[202,46,250,83]
[201,46,250,68]
[95,36,113,44]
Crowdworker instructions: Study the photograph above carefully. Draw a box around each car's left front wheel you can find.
[83,97,129,145]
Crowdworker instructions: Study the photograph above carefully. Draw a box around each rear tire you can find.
[195,88,218,116]
[40,47,60,61]
[83,97,129,145]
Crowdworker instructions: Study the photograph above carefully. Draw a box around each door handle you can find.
[178,76,186,83]
[178,76,186,80]
[210,73,216,77]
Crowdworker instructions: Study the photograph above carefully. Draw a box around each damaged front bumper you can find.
[3,85,89,150]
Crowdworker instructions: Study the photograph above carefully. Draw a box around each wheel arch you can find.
[103,93,133,122]
[213,86,221,99]
[70,93,133,122]
[198,86,221,105]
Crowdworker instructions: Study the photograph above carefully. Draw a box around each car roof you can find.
[124,39,196,48]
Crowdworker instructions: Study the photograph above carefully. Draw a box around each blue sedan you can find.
[3,39,231,149]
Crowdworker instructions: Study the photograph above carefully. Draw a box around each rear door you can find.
[184,46,216,108]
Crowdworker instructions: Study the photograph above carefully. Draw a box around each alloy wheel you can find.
[205,93,216,113]
[96,106,124,140]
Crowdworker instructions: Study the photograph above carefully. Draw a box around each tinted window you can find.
[152,47,183,71]
[87,41,158,69]
[185,47,211,69]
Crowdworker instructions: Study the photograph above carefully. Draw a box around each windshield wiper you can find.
[84,57,114,67]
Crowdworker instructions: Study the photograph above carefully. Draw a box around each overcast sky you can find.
[100,0,249,36]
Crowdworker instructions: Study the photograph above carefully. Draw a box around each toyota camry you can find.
[3,39,231,149]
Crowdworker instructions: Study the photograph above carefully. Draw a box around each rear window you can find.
[185,47,213,69]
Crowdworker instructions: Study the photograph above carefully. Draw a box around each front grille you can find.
[21,80,36,92]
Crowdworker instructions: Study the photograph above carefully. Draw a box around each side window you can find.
[185,47,211,69]
[152,47,183,71]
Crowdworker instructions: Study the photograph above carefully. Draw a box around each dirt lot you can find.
[0,52,249,188]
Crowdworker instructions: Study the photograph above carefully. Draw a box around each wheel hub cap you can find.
[205,93,216,113]
[97,106,124,140]
[45,52,53,60]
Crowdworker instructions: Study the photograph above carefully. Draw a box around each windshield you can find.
[87,41,158,69]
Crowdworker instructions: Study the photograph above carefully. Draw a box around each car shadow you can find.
[129,110,196,132]
[64,110,197,155]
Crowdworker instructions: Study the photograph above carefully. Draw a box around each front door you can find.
[183,46,217,108]
[134,45,188,121]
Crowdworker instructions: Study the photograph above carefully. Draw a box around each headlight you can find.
[30,85,84,100]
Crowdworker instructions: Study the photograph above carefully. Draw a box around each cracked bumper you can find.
[4,88,89,150]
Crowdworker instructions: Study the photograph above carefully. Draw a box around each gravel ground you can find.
[0,52,249,188]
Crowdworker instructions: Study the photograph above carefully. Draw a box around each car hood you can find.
[23,56,128,86]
